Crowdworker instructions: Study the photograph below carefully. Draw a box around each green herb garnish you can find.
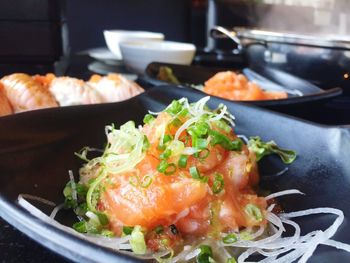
[248,136,297,164]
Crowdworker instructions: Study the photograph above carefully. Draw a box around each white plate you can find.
[88,47,122,66]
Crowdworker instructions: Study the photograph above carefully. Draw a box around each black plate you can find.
[0,86,350,263]
[142,62,343,108]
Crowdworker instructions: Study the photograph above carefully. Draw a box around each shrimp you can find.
[0,82,13,116]
[0,73,58,113]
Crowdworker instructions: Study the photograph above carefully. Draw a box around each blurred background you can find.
[1,1,350,262]
[1,0,349,83]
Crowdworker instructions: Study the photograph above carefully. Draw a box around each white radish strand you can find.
[17,189,350,263]
[265,189,304,200]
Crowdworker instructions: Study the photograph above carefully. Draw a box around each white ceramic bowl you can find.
[119,41,196,74]
[103,30,164,60]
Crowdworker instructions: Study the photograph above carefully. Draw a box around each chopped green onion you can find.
[223,233,238,244]
[244,204,263,222]
[123,226,134,235]
[142,135,150,151]
[167,140,185,156]
[157,161,177,175]
[101,229,115,237]
[215,120,231,133]
[170,117,183,127]
[179,108,189,117]
[154,225,164,234]
[130,226,147,255]
[178,155,188,168]
[227,258,237,263]
[212,173,225,194]
[239,231,252,241]
[197,148,210,160]
[192,136,208,150]
[76,183,88,196]
[143,114,155,124]
[188,122,210,137]
[95,212,109,225]
[141,175,153,188]
[163,134,173,144]
[158,134,173,150]
[196,245,215,263]
[248,136,297,164]
[73,221,87,233]
[160,149,172,160]
[166,100,183,116]
[189,166,208,183]
[157,160,169,173]
[209,130,242,151]
[164,163,176,175]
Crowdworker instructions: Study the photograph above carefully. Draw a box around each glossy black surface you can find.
[0,86,350,262]
[143,62,342,106]
[143,62,350,125]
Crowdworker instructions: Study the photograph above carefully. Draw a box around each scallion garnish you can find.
[160,149,172,160]
[178,154,188,168]
[170,117,183,127]
[165,100,183,116]
[73,221,87,233]
[209,130,242,151]
[196,245,214,263]
[123,226,134,235]
[227,258,237,263]
[215,119,231,133]
[192,136,208,150]
[157,160,169,173]
[143,114,155,124]
[212,173,224,194]
[130,226,147,255]
[189,166,208,183]
[244,204,263,222]
[223,233,238,244]
[164,163,177,175]
[188,122,210,138]
[197,148,210,160]
[141,175,153,188]
[142,135,150,151]
[157,160,176,175]
[154,225,164,234]
[158,134,173,151]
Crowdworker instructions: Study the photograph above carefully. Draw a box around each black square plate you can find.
[0,86,349,262]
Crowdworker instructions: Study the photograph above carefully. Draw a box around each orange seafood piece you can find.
[0,82,13,116]
[32,73,56,89]
[87,73,144,103]
[204,71,287,101]
[49,76,104,106]
[0,73,58,113]
[101,154,208,232]
[97,111,267,237]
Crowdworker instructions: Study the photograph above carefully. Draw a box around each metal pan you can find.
[210,26,350,93]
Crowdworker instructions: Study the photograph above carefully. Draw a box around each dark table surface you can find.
[0,53,349,263]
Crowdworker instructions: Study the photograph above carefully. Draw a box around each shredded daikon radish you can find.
[265,189,304,200]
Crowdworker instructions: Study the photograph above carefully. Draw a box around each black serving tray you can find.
[0,86,350,263]
[141,62,343,114]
